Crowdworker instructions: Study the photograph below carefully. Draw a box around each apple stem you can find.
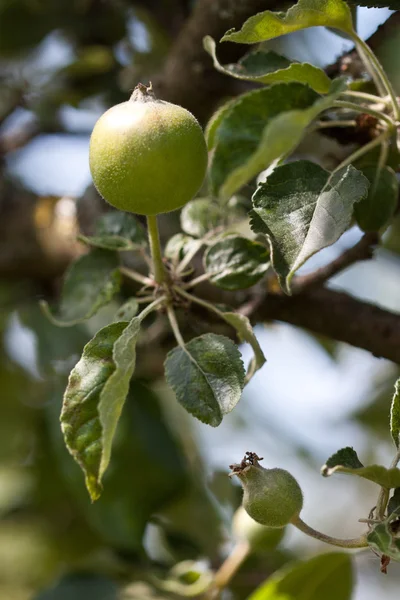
[147,214,167,284]
[291,515,368,549]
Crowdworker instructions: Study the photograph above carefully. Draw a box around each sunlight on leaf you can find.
[181,198,223,238]
[221,0,355,44]
[251,161,369,294]
[204,36,331,93]
[210,79,347,201]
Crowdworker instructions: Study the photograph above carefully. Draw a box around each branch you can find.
[0,121,39,155]
[153,0,284,122]
[292,232,379,293]
[254,287,400,364]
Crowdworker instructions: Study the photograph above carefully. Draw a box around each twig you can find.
[119,266,154,287]
[292,232,379,293]
[206,541,250,599]
[154,0,283,122]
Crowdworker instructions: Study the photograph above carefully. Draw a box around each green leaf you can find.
[218,312,266,379]
[354,166,398,232]
[347,1,400,8]
[388,488,400,517]
[79,211,147,251]
[367,521,400,562]
[34,573,119,600]
[164,233,202,265]
[47,379,187,551]
[222,0,355,44]
[164,333,245,427]
[210,79,347,200]
[204,36,331,93]
[205,98,237,151]
[322,447,400,489]
[40,249,121,326]
[113,297,139,322]
[180,198,223,238]
[204,235,269,290]
[390,378,400,448]
[61,316,142,500]
[252,161,369,293]
[248,552,353,600]
[323,447,364,470]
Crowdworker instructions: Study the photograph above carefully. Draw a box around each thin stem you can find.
[176,239,204,275]
[376,446,400,520]
[332,100,395,128]
[342,90,387,104]
[292,515,368,549]
[174,286,221,317]
[182,272,213,289]
[355,41,386,97]
[138,247,153,269]
[206,541,250,600]
[376,489,390,521]
[371,139,389,198]
[175,287,256,383]
[331,130,390,175]
[354,35,400,121]
[138,296,166,321]
[119,266,154,287]
[147,215,167,284]
[136,295,157,304]
[390,447,400,469]
[166,303,186,348]
[316,120,356,129]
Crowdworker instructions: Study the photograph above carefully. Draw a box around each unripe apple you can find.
[89,83,208,216]
[230,452,303,528]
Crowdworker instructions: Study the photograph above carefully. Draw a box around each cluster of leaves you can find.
[3,0,400,599]
[42,0,400,514]
[321,379,400,568]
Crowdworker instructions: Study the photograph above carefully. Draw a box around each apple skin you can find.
[89,85,208,216]
[231,453,303,528]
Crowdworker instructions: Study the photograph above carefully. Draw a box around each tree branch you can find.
[292,232,379,293]
[253,287,400,364]
[153,0,285,122]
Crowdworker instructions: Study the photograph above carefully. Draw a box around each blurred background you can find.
[0,1,400,598]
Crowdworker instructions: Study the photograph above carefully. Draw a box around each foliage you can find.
[2,0,400,598]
